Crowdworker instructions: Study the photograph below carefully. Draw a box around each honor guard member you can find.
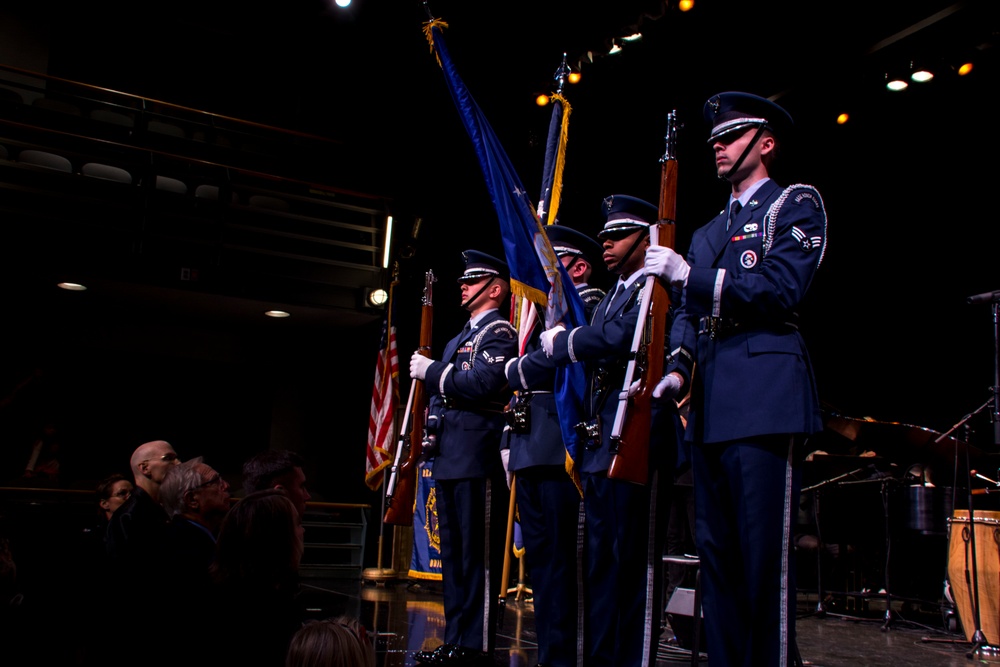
[502,223,605,667]
[646,92,827,667]
[409,250,517,667]
[546,224,608,321]
[514,197,675,667]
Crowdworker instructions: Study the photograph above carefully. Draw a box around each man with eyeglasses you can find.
[161,457,231,563]
[104,440,180,570]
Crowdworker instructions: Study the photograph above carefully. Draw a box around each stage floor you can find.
[304,574,993,667]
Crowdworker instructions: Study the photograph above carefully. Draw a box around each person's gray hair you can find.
[159,456,205,517]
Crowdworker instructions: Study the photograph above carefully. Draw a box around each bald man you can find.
[105,440,180,569]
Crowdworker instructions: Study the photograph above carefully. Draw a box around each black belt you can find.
[697,315,799,339]
[442,396,507,414]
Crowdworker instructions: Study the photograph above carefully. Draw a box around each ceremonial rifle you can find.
[607,111,679,485]
[383,269,435,526]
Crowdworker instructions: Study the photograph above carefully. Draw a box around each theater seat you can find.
[17,149,72,172]
[82,162,133,184]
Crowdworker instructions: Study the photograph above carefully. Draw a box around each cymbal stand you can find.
[935,406,1000,658]
[878,473,898,631]
[800,466,867,618]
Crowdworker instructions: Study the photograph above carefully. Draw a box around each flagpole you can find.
[364,265,403,585]
[362,466,399,584]
[499,52,572,605]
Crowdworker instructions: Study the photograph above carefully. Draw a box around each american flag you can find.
[365,278,399,490]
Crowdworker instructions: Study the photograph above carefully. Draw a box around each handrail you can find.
[0,62,343,147]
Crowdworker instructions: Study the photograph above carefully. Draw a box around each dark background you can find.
[1,0,998,501]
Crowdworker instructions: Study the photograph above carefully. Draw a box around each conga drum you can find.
[948,510,1000,642]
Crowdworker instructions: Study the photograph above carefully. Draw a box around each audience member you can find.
[104,439,180,569]
[96,473,133,522]
[242,449,312,519]
[102,440,180,663]
[286,616,375,667]
[161,457,231,580]
[207,489,308,666]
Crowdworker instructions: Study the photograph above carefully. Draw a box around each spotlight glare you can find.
[535,94,550,107]
[58,282,87,291]
[958,62,973,76]
[265,310,290,318]
[678,0,694,10]
[335,0,351,7]
[368,289,389,307]
[568,71,581,84]
[886,78,908,91]
[911,69,933,83]
[836,113,849,125]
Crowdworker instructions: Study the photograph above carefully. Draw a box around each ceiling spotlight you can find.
[909,60,933,83]
[622,33,642,43]
[265,310,290,318]
[568,71,581,84]
[678,0,695,11]
[958,62,974,76]
[886,78,908,92]
[335,0,351,7]
[836,113,849,125]
[367,288,389,307]
[536,93,550,107]
[609,41,622,56]
[57,282,87,291]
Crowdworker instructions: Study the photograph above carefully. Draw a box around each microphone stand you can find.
[965,289,999,446]
[935,404,998,658]
[800,466,868,618]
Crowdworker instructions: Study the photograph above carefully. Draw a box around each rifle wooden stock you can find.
[383,270,435,526]
[608,111,679,485]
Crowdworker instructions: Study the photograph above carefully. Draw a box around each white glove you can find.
[505,356,518,377]
[410,352,433,380]
[652,373,683,400]
[645,246,691,287]
[500,447,513,489]
[540,325,566,357]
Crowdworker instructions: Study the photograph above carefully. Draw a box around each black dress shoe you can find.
[414,643,456,664]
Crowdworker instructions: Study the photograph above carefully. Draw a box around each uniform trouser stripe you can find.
[779,437,795,667]
[482,477,492,652]
[576,497,586,667]
[641,469,659,666]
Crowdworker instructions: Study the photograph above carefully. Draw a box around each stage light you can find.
[367,288,389,307]
[382,215,393,269]
[836,113,849,125]
[679,0,694,11]
[536,94,550,107]
[622,33,642,43]
[57,282,87,291]
[909,61,933,83]
[568,71,581,84]
[609,41,622,56]
[265,310,290,318]
[958,62,974,76]
[886,77,908,91]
